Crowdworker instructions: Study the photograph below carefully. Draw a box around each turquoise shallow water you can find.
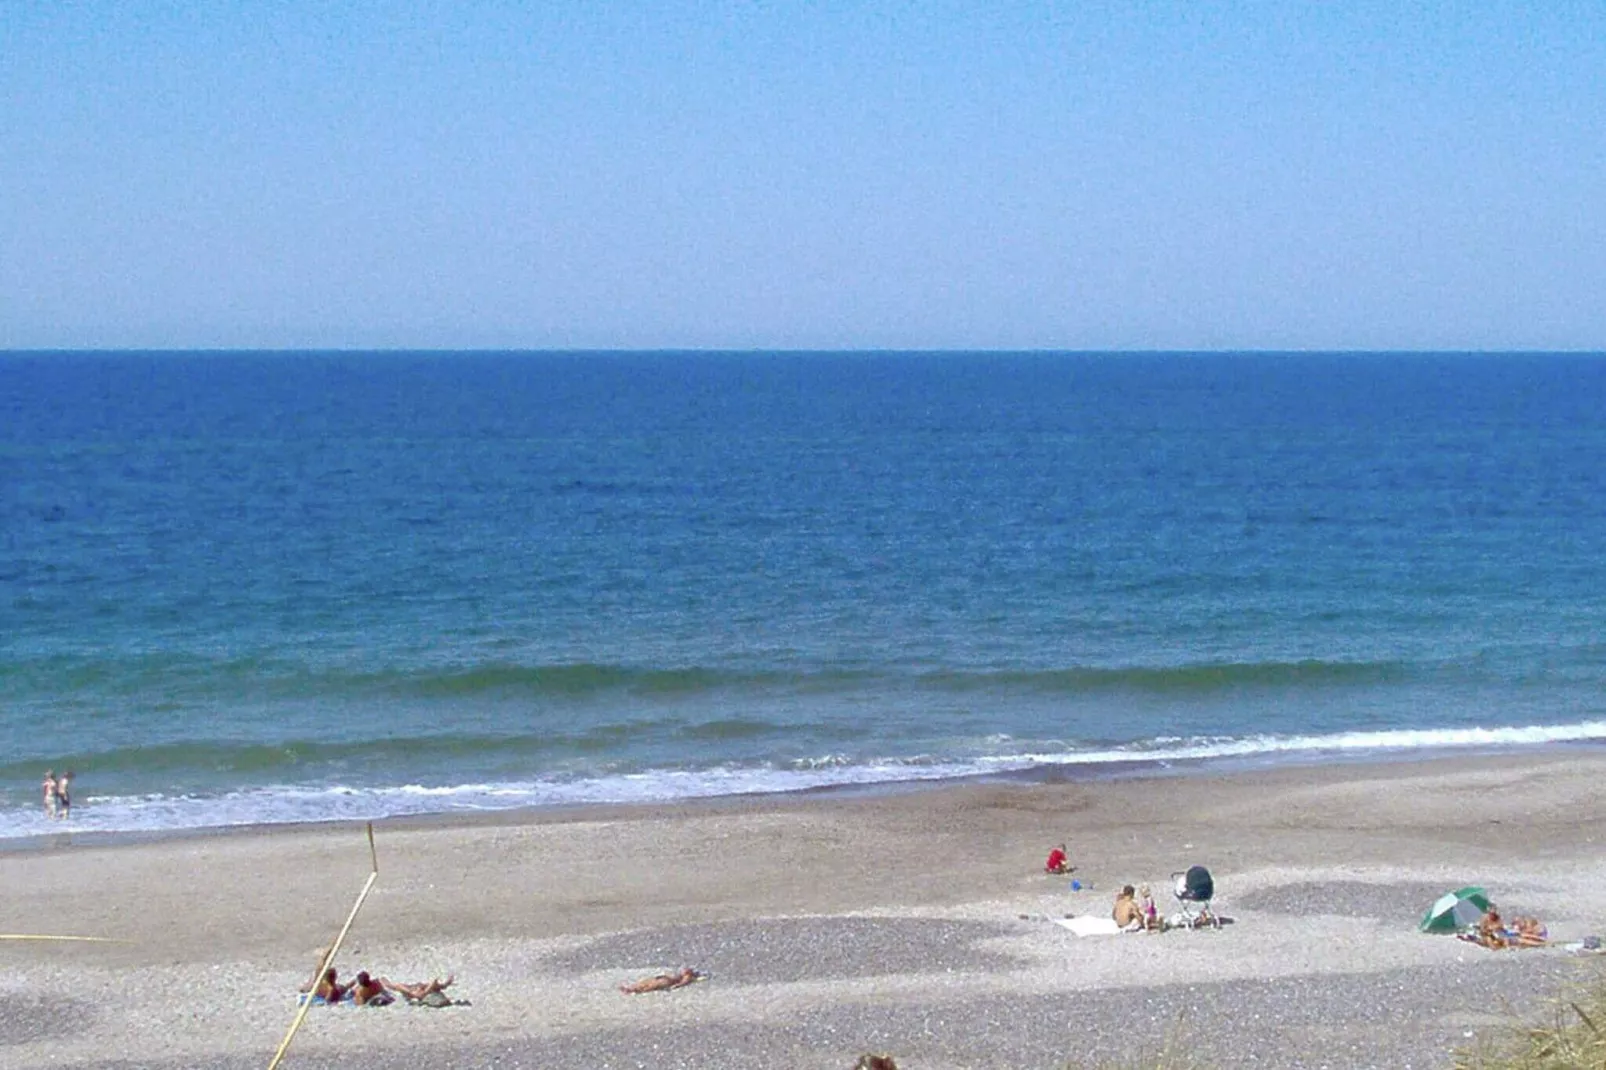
[3,351,1604,838]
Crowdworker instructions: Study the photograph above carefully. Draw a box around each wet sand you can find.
[4,749,1605,1069]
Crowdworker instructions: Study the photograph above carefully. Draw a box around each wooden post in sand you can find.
[266,822,381,1070]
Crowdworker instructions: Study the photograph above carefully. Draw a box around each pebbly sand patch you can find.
[545,917,1028,983]
[0,992,98,1047]
[1232,880,1458,919]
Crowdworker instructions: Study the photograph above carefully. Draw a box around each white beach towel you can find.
[1054,916,1122,937]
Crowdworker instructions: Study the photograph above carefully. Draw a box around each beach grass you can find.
[1454,965,1606,1070]
[1057,971,1606,1070]
[1063,1019,1211,1070]
[1057,969,1606,1070]
[1065,1054,1211,1070]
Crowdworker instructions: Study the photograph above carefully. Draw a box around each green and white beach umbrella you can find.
[1420,886,1492,933]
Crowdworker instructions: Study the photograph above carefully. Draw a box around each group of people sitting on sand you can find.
[299,952,459,1007]
[1465,906,1548,950]
[1112,883,1162,932]
[1046,844,1209,932]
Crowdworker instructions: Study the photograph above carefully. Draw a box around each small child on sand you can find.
[1044,843,1070,874]
[1138,884,1159,931]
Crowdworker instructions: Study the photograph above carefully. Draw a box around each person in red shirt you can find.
[1044,843,1070,874]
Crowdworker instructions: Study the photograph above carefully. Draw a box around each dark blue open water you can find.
[3,352,1604,839]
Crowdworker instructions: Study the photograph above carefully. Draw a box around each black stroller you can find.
[1171,865,1219,929]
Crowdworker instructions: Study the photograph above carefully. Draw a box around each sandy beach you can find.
[4,750,1606,1069]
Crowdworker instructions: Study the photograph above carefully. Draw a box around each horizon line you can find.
[4,346,1605,357]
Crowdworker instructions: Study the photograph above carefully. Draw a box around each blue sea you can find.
[3,352,1604,842]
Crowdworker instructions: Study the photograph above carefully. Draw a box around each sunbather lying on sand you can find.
[379,974,456,1002]
[619,966,703,994]
[1482,914,1547,946]
[1462,908,1547,950]
[1511,916,1548,947]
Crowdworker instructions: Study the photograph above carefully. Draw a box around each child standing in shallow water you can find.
[42,770,59,819]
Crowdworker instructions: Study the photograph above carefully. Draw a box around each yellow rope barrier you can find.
[266,822,380,1070]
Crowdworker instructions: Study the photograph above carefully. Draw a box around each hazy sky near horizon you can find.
[3,3,1604,351]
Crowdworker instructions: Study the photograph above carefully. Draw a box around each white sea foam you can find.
[995,719,1606,767]
[4,720,1604,842]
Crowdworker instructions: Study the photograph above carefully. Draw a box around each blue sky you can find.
[2,2,1602,350]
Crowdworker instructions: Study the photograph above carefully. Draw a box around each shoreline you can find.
[5,747,1606,1067]
[8,738,1606,856]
